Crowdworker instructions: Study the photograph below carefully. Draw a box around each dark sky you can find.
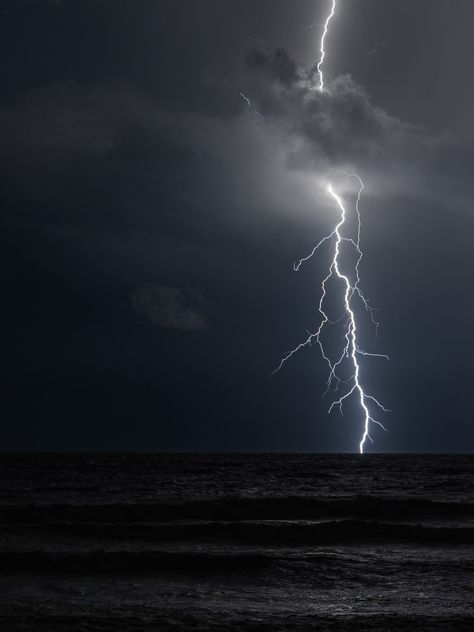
[2,0,474,452]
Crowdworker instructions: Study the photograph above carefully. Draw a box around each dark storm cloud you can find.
[130,285,207,331]
[0,80,165,162]
[0,76,316,240]
[2,0,474,452]
[237,44,425,171]
[0,42,467,229]
[0,79,201,235]
[244,45,300,88]
[225,41,474,211]
[0,40,471,304]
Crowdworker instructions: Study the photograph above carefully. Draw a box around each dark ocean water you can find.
[0,453,473,631]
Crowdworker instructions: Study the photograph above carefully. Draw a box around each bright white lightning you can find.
[273,178,389,453]
[258,1,388,451]
[317,0,336,91]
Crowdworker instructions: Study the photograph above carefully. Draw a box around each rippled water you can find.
[0,454,473,630]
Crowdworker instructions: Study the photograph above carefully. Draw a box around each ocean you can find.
[0,453,473,630]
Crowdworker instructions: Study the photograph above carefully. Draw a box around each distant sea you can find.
[0,454,473,631]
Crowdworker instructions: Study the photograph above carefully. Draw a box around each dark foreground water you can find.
[0,454,473,631]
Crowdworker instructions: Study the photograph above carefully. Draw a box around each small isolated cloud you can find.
[130,285,207,331]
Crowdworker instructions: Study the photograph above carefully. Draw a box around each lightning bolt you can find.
[240,92,264,119]
[317,0,336,91]
[270,0,389,452]
[273,177,389,453]
[240,92,252,108]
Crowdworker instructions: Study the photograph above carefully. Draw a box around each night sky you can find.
[2,0,474,452]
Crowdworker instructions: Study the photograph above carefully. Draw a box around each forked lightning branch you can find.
[273,0,389,453]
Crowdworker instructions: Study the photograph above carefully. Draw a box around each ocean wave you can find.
[1,496,473,525]
[3,519,474,547]
[2,518,474,574]
[0,549,272,573]
[72,518,474,544]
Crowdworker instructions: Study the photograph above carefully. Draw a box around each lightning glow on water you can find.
[273,0,389,453]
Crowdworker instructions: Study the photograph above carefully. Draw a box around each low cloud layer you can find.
[1,41,469,230]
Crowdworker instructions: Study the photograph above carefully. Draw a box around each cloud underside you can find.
[1,43,472,241]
